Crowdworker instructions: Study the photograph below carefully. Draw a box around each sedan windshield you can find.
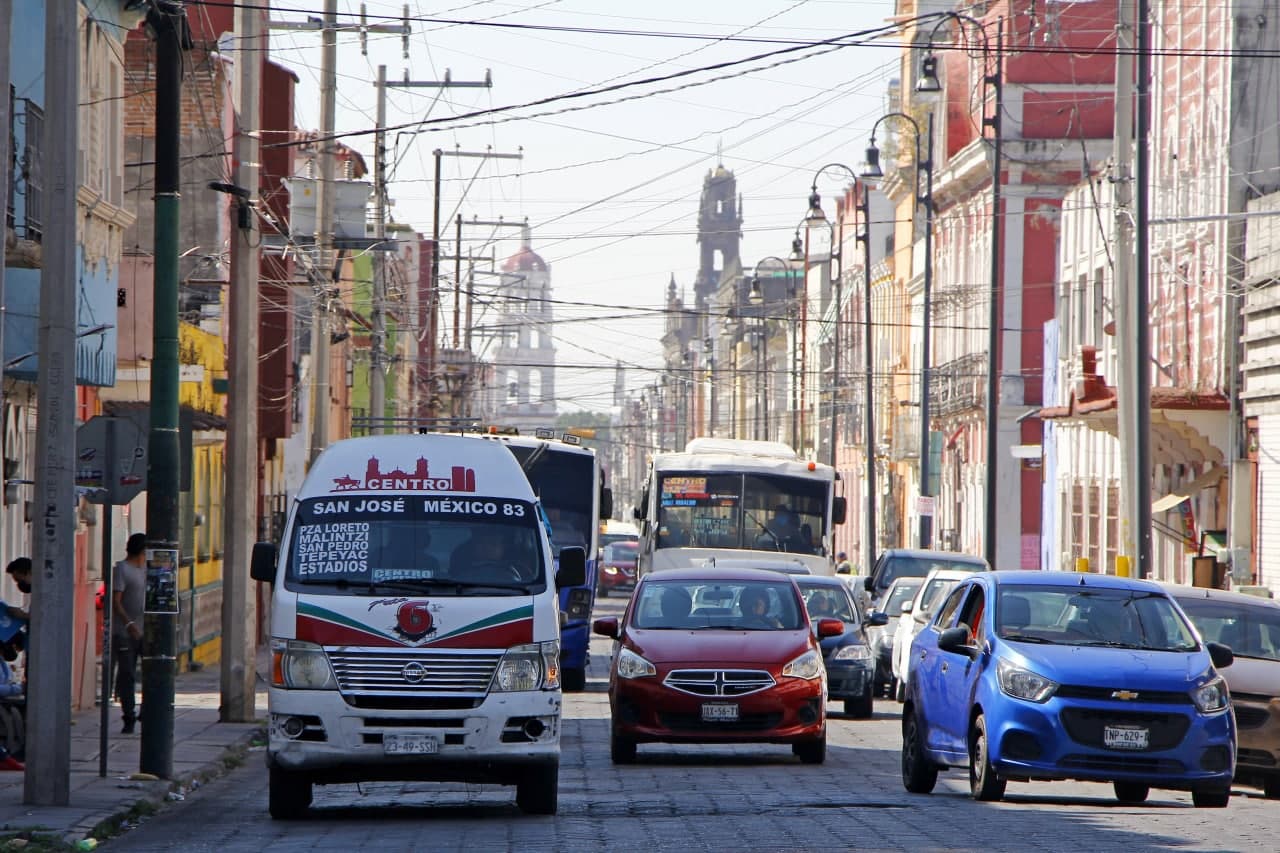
[796,584,858,623]
[997,586,1198,651]
[632,580,804,631]
[1175,597,1280,662]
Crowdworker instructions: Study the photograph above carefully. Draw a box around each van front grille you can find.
[327,648,501,698]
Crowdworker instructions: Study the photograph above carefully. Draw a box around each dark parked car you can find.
[1164,584,1280,798]
[593,567,841,764]
[794,575,887,718]
[902,571,1237,807]
[862,548,987,612]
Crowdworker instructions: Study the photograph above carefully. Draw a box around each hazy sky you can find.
[268,0,900,413]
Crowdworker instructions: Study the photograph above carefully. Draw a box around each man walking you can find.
[113,533,147,734]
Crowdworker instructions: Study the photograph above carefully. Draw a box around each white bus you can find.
[632,437,846,577]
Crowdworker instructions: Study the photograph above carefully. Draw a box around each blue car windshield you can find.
[997,586,1198,652]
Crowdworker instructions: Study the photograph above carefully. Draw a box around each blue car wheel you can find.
[901,711,938,794]
[969,715,1006,802]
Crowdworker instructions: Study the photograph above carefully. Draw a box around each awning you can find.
[1152,466,1225,513]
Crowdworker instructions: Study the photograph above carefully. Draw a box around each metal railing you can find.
[929,352,988,416]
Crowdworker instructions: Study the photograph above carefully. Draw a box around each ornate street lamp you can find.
[861,110,935,548]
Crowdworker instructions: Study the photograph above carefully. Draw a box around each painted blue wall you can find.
[4,0,121,386]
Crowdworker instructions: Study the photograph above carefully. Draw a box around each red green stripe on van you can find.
[296,601,534,649]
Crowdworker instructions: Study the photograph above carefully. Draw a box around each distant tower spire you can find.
[716,138,723,166]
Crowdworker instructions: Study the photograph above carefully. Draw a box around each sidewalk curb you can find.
[63,723,267,847]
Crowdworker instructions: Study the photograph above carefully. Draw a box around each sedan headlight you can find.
[782,649,824,680]
[270,639,336,690]
[996,658,1057,703]
[832,644,873,662]
[1192,676,1229,714]
[616,648,656,679]
[493,641,560,692]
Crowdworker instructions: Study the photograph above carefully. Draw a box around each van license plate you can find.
[1103,726,1149,750]
[383,733,439,755]
[701,703,739,722]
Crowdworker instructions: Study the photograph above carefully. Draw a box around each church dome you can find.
[502,245,548,273]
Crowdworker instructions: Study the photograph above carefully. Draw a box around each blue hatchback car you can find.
[901,571,1237,807]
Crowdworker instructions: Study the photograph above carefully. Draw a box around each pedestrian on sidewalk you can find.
[113,533,147,734]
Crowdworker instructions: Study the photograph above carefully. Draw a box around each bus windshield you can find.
[504,445,595,553]
[656,471,827,555]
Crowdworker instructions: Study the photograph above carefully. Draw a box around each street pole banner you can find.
[144,548,180,615]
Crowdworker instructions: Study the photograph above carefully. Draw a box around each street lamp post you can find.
[918,11,1004,566]
[861,110,935,548]
[749,256,801,448]
[748,277,765,440]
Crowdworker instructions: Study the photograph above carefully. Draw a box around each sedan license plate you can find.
[1103,725,1150,750]
[383,733,439,755]
[701,703,739,722]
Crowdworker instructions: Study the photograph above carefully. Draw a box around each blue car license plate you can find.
[1103,726,1149,750]
[701,703,739,722]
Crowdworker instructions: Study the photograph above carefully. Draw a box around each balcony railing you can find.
[929,352,988,416]
[9,93,44,243]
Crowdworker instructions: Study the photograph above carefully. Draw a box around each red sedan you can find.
[597,540,638,598]
[593,567,842,764]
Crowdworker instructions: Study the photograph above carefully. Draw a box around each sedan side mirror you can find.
[250,542,278,583]
[592,617,620,639]
[1206,641,1234,669]
[865,611,889,628]
[863,576,874,592]
[836,563,851,575]
[901,601,913,614]
[816,618,845,639]
[556,547,587,588]
[937,625,974,656]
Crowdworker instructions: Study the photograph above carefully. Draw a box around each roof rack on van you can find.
[350,416,482,435]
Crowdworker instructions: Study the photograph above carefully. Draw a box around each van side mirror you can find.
[600,486,613,521]
[632,504,643,520]
[831,497,847,525]
[556,546,587,588]
[250,542,278,583]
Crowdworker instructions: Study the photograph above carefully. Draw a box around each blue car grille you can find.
[1060,709,1191,751]
[1059,754,1185,774]
[1055,685,1192,705]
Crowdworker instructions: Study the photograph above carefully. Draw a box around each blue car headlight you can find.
[832,644,873,662]
[1192,676,1229,714]
[996,658,1057,703]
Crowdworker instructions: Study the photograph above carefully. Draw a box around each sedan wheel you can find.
[901,711,938,794]
[792,731,826,765]
[1265,777,1280,800]
[844,694,873,719]
[1191,786,1231,808]
[969,715,1006,802]
[1113,781,1150,804]
[610,732,637,764]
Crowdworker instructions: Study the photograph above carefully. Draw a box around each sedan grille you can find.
[1055,685,1192,705]
[658,711,784,731]
[1060,708,1190,751]
[663,669,776,698]
[327,648,501,698]
[1233,704,1271,730]
[1059,754,1185,774]
[1237,748,1278,768]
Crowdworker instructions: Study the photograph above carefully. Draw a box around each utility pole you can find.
[141,0,189,781]
[306,0,338,463]
[26,0,78,805]
[1134,0,1154,577]
[220,0,261,723]
[0,2,10,567]
[1113,0,1140,576]
[370,64,389,432]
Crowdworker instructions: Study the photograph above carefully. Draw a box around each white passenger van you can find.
[250,434,585,818]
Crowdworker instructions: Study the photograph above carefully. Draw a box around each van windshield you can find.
[284,496,546,595]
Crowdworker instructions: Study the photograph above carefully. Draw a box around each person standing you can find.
[113,533,147,734]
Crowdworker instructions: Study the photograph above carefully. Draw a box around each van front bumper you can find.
[266,687,561,784]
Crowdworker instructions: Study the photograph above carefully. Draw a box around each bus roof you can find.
[652,437,834,480]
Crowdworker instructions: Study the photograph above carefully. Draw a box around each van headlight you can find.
[996,658,1057,703]
[782,650,823,680]
[493,641,560,692]
[270,639,336,690]
[1192,676,1229,714]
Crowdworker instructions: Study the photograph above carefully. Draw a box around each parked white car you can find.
[867,576,923,697]
[890,569,971,701]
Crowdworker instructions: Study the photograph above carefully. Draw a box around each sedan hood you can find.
[1002,641,1213,690]
[629,628,811,667]
[1221,656,1280,698]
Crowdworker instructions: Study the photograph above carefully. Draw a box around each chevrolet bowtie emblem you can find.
[1111,690,1139,701]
